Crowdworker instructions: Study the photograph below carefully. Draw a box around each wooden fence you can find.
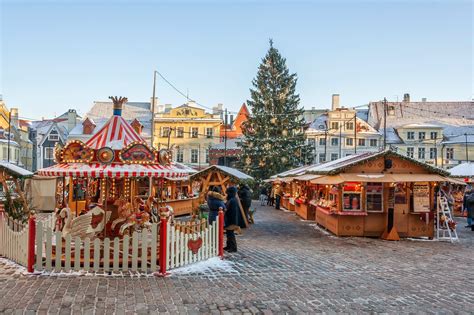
[1,211,224,274]
[0,213,29,266]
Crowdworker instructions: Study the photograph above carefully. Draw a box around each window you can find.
[407,147,414,158]
[407,132,414,140]
[346,122,354,130]
[430,132,438,140]
[319,153,326,163]
[191,149,198,163]
[176,149,184,163]
[161,127,170,137]
[429,148,437,159]
[191,128,199,138]
[446,148,454,159]
[331,122,339,130]
[48,133,59,141]
[205,149,209,163]
[331,138,338,146]
[358,139,365,146]
[307,138,316,147]
[206,128,213,139]
[2,147,6,159]
[418,132,425,140]
[45,147,54,160]
[319,138,326,146]
[346,138,353,146]
[342,182,362,211]
[369,139,377,147]
[330,153,338,161]
[366,183,383,212]
[418,147,425,159]
[176,127,184,138]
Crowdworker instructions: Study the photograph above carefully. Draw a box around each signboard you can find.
[413,182,430,212]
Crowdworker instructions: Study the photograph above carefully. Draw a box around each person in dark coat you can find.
[206,186,226,224]
[224,186,240,252]
[238,184,252,225]
[463,186,474,229]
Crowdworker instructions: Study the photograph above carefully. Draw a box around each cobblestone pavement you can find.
[1,202,474,314]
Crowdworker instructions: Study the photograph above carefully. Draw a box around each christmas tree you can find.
[241,40,313,180]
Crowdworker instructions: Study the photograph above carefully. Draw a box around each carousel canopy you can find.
[86,115,144,150]
[37,163,189,178]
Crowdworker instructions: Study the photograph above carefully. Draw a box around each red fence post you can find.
[218,208,224,259]
[27,215,36,273]
[158,213,168,276]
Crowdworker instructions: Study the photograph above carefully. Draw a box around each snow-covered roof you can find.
[398,123,443,129]
[449,163,474,177]
[270,164,315,178]
[190,165,253,181]
[0,161,33,177]
[211,138,242,150]
[378,128,403,144]
[442,134,474,145]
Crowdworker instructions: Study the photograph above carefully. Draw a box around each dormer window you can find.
[48,133,59,141]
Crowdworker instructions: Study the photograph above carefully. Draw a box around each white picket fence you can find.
[0,214,29,266]
[35,221,160,273]
[166,219,219,270]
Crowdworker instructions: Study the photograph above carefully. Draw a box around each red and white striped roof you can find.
[37,163,189,178]
[86,115,145,150]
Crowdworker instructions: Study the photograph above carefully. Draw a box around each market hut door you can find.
[393,183,409,236]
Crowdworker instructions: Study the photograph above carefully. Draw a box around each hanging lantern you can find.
[270,117,277,124]
[245,157,252,165]
[282,129,288,136]
[281,156,288,163]
[259,159,266,167]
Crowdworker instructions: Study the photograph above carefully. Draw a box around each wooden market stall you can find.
[0,161,33,218]
[448,163,474,217]
[37,96,193,238]
[290,150,456,239]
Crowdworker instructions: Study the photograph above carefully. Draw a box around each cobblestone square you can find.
[1,202,474,314]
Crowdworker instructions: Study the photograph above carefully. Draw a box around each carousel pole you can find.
[104,178,108,238]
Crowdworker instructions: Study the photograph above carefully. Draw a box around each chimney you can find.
[213,103,224,115]
[331,94,340,111]
[82,118,96,135]
[109,96,128,116]
[67,109,78,131]
[421,97,427,102]
[131,119,143,135]
[403,93,410,103]
[150,97,159,109]
[165,104,172,113]
[10,108,19,129]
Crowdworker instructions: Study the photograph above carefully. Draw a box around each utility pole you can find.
[383,98,387,150]
[339,125,342,158]
[167,127,174,149]
[151,71,157,148]
[7,110,11,162]
[465,133,469,162]
[354,114,357,154]
[434,138,438,167]
[324,121,328,162]
[198,143,201,169]
[224,108,227,166]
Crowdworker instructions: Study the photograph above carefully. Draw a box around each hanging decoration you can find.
[61,140,94,163]
[120,142,157,164]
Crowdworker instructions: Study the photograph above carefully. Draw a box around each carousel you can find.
[37,96,193,239]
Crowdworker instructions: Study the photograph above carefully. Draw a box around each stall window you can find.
[366,182,383,212]
[342,182,362,211]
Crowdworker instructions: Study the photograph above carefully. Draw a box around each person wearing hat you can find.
[463,185,474,229]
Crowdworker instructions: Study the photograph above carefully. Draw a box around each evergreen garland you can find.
[240,40,313,180]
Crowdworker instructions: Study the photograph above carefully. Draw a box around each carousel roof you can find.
[86,115,144,150]
[37,163,189,178]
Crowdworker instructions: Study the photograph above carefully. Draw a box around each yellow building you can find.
[153,102,222,169]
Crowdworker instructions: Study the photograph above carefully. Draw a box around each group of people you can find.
[463,185,474,231]
[206,183,253,253]
[259,184,282,209]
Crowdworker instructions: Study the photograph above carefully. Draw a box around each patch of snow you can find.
[0,257,28,275]
[170,257,236,275]
[308,223,334,237]
[405,237,438,242]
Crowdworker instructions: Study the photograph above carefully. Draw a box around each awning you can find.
[390,174,447,182]
[310,175,345,185]
[294,174,322,181]
[442,177,467,185]
[37,163,190,178]
[339,174,395,182]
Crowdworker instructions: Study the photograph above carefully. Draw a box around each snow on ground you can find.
[308,223,335,237]
[0,257,27,275]
[170,257,236,275]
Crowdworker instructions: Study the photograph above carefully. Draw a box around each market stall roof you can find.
[86,115,145,150]
[37,163,189,178]
[190,165,253,182]
[306,149,449,176]
[0,161,33,177]
[270,164,314,178]
[310,175,345,185]
[310,173,455,185]
[449,162,474,177]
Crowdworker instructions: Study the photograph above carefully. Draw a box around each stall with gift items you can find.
[270,165,312,211]
[305,150,462,239]
[448,162,474,217]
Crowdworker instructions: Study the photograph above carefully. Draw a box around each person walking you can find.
[259,186,267,206]
[206,186,226,224]
[238,184,252,223]
[274,184,282,210]
[463,185,474,229]
[267,186,274,206]
[224,186,240,252]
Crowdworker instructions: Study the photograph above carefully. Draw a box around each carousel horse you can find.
[57,206,108,239]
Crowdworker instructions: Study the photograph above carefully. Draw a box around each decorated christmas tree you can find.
[241,40,313,180]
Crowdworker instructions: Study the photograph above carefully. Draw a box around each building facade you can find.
[306,94,382,163]
[368,93,474,168]
[153,102,222,169]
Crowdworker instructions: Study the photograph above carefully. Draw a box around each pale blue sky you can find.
[1,0,472,119]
